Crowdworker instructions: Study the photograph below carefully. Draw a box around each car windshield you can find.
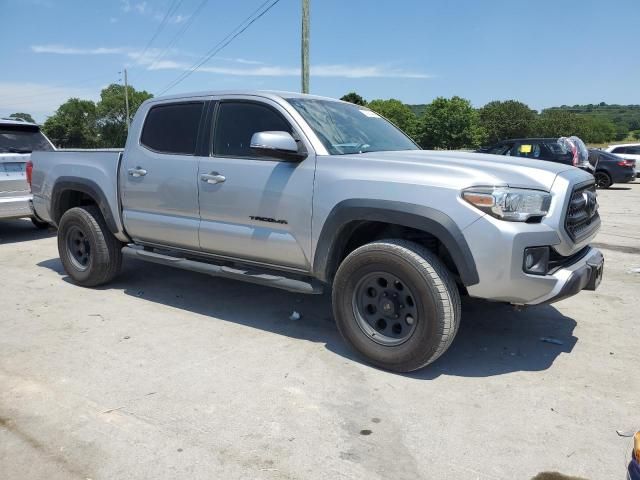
[286,98,419,155]
[0,126,54,153]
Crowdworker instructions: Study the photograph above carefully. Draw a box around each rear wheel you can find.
[58,206,123,287]
[594,171,612,189]
[332,239,461,372]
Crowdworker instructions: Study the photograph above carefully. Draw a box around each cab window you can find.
[213,102,292,158]
[141,102,204,155]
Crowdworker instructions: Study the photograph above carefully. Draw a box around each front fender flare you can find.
[313,199,479,286]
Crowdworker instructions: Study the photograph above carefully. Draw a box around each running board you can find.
[121,245,323,294]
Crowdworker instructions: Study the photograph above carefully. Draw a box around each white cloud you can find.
[109,17,118,24]
[149,61,432,79]
[30,43,432,79]
[31,44,127,55]
[134,1,147,14]
[0,82,101,123]
[121,0,131,13]
[170,14,189,24]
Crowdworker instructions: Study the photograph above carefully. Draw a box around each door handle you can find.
[128,167,147,177]
[200,172,226,184]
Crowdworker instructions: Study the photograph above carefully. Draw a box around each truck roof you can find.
[148,89,344,104]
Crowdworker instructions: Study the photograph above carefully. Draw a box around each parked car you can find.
[30,90,603,372]
[604,143,640,178]
[477,137,591,171]
[0,118,54,228]
[588,148,636,188]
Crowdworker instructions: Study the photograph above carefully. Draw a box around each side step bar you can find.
[121,245,324,294]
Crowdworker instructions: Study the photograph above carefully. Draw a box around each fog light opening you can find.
[523,246,550,275]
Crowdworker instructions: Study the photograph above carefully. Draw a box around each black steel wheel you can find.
[332,239,461,372]
[353,271,419,346]
[65,225,91,271]
[57,205,122,287]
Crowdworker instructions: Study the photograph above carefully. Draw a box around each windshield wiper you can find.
[7,147,32,154]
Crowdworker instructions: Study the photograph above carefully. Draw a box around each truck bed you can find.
[30,149,127,238]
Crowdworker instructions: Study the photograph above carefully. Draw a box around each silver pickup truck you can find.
[31,90,603,372]
[1,118,53,228]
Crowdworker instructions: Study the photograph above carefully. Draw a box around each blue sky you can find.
[1,0,638,122]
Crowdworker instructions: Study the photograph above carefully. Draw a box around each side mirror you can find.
[250,131,306,160]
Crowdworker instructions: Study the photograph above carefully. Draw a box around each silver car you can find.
[0,118,54,228]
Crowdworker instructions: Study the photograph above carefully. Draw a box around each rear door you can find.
[120,100,206,250]
[197,97,315,270]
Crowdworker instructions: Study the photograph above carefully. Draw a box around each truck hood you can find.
[346,150,581,191]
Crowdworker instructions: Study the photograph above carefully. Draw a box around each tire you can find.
[594,171,612,189]
[332,239,461,372]
[31,216,50,230]
[57,205,123,287]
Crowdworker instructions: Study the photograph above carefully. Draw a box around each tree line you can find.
[8,86,637,150]
[17,84,153,149]
[341,92,638,149]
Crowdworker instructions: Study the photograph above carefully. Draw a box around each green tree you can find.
[8,112,36,123]
[367,98,418,138]
[417,96,485,149]
[532,110,582,138]
[42,98,98,148]
[340,92,367,106]
[575,116,617,143]
[478,100,537,144]
[96,84,152,147]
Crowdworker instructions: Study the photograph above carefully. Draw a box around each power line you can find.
[158,0,282,96]
[136,0,185,64]
[147,0,211,70]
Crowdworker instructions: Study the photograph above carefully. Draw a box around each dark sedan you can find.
[477,137,592,171]
[588,149,636,188]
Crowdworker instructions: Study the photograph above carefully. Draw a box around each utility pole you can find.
[301,0,309,94]
[124,68,131,131]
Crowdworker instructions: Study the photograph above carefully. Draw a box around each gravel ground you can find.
[1,181,639,480]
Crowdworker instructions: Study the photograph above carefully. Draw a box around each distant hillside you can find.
[409,102,640,129]
[545,103,640,133]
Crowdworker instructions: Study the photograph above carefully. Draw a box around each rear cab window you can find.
[140,102,204,155]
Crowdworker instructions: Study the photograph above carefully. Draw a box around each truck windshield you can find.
[0,126,54,153]
[286,98,419,155]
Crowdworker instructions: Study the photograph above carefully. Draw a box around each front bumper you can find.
[463,210,603,305]
[530,247,603,304]
[0,194,32,220]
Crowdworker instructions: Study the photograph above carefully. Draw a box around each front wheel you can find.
[332,239,461,372]
[57,206,123,287]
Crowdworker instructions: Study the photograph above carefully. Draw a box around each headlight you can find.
[462,186,551,222]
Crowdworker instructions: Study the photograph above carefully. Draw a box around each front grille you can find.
[565,182,600,242]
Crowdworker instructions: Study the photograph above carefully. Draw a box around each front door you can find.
[120,100,205,250]
[197,98,315,270]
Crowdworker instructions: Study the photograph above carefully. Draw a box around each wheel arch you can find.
[313,199,479,287]
[51,177,118,234]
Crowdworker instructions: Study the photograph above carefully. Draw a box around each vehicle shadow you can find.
[0,218,56,245]
[606,186,632,191]
[37,257,578,379]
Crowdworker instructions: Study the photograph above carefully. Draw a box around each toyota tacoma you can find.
[30,91,604,372]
